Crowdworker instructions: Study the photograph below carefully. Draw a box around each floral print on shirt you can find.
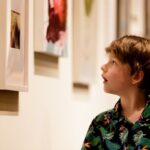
[81,100,150,150]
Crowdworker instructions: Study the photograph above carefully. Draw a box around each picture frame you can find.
[145,0,150,38]
[0,0,28,91]
[117,0,145,38]
[34,0,68,57]
[73,0,98,85]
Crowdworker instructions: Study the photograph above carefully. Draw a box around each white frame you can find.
[146,0,150,37]
[73,0,98,85]
[0,0,28,91]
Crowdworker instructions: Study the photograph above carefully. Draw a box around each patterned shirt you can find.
[81,100,150,150]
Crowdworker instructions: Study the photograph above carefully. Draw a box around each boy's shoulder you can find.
[91,100,121,125]
[93,108,115,124]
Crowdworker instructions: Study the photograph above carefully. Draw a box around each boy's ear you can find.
[131,70,144,85]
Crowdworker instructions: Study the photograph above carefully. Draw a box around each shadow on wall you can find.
[0,90,19,115]
[34,52,59,77]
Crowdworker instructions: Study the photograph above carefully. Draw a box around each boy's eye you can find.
[106,58,117,67]
[111,60,116,64]
[109,60,116,65]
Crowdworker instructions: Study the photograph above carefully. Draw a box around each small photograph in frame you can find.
[10,10,20,49]
[34,0,68,57]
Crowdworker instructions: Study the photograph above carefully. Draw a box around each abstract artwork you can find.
[34,0,67,56]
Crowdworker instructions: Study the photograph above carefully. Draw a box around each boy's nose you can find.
[101,64,107,72]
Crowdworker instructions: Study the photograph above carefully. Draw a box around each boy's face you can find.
[101,54,133,96]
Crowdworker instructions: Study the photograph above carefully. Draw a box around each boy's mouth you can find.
[102,75,108,83]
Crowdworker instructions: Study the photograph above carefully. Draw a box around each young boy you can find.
[81,35,150,149]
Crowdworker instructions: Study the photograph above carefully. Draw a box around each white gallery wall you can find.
[0,0,118,150]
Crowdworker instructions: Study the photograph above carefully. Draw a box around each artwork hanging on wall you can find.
[117,0,145,38]
[0,0,28,91]
[34,0,67,57]
[145,0,150,38]
[73,0,98,85]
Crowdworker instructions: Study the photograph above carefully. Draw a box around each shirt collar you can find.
[141,100,150,120]
[113,99,150,121]
[112,99,123,120]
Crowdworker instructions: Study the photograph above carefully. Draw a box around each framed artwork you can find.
[73,0,98,85]
[117,0,145,38]
[0,0,28,91]
[34,0,67,56]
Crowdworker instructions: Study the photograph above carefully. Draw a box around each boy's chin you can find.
[103,88,117,95]
[103,87,111,93]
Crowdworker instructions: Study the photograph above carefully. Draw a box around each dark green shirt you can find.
[81,100,150,150]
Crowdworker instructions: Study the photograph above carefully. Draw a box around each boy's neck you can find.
[120,89,146,123]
